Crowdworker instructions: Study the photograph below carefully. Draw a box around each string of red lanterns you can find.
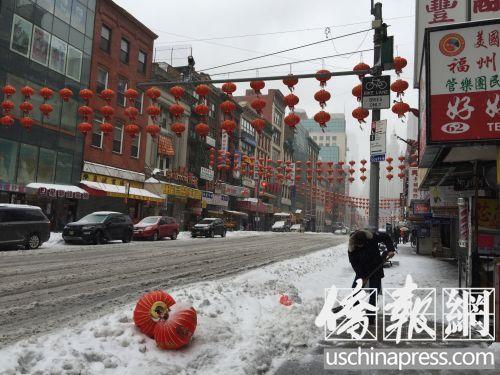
[169,85,186,137]
[194,84,211,138]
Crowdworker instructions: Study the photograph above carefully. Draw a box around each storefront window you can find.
[0,139,19,183]
[30,25,51,66]
[70,0,86,34]
[37,148,56,183]
[17,144,38,185]
[60,97,78,134]
[49,35,67,74]
[38,0,55,13]
[54,0,72,24]
[55,152,73,184]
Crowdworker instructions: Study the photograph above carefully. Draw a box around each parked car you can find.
[272,221,291,232]
[332,222,348,234]
[134,216,179,240]
[290,223,305,233]
[63,211,133,245]
[191,218,226,238]
[0,204,50,249]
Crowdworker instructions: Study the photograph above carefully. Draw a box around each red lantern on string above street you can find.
[170,86,184,100]
[352,107,369,124]
[250,80,265,94]
[315,69,331,87]
[353,62,370,79]
[195,84,210,97]
[283,74,298,90]
[352,84,362,101]
[393,56,408,75]
[314,110,330,129]
[392,101,410,118]
[284,113,301,129]
[314,89,331,108]
[59,88,73,102]
[284,93,299,109]
[171,123,185,137]
[251,118,265,134]
[391,79,409,98]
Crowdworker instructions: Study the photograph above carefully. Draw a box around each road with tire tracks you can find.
[0,232,346,347]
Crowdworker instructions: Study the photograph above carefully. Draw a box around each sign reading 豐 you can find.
[426,20,500,144]
[370,120,387,162]
[362,75,391,109]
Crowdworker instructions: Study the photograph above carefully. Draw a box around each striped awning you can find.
[80,181,163,203]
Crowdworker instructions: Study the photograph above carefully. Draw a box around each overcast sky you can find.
[115,0,418,197]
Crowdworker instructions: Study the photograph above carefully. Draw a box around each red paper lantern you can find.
[59,88,73,102]
[283,74,298,90]
[100,105,115,118]
[79,89,93,101]
[348,177,355,183]
[78,105,93,117]
[220,100,236,114]
[39,87,54,100]
[146,124,161,138]
[352,84,362,101]
[250,80,265,93]
[315,69,331,86]
[21,86,35,98]
[353,62,370,78]
[314,89,331,107]
[392,101,410,118]
[221,119,236,134]
[125,88,139,101]
[195,122,210,137]
[398,172,405,179]
[221,82,236,95]
[0,115,14,127]
[99,88,115,102]
[284,113,300,129]
[393,56,408,75]
[20,117,35,130]
[386,174,394,181]
[147,105,161,117]
[133,290,176,338]
[171,122,186,137]
[1,100,14,112]
[284,93,299,109]
[251,118,265,133]
[386,165,394,172]
[100,122,114,135]
[77,122,92,134]
[146,87,161,100]
[251,98,266,112]
[169,104,184,117]
[386,157,393,163]
[194,104,209,116]
[314,111,331,127]
[125,123,140,138]
[39,103,53,117]
[398,156,406,162]
[360,175,367,182]
[3,85,16,97]
[195,84,210,97]
[391,79,409,97]
[125,106,139,120]
[352,107,369,123]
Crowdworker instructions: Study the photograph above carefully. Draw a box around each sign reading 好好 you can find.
[426,20,500,144]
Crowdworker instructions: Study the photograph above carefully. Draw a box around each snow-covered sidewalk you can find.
[0,243,458,374]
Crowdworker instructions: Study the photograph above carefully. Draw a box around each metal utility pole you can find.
[368,2,385,230]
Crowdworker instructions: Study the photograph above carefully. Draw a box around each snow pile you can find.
[40,232,65,248]
[0,244,458,375]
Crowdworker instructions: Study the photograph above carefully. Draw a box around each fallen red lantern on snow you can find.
[280,295,293,306]
[133,290,176,338]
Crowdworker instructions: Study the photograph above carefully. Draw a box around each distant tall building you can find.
[300,113,347,164]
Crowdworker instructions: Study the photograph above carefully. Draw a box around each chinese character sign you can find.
[428,22,500,143]
[414,0,467,87]
[471,0,500,21]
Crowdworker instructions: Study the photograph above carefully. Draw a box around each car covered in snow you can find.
[272,221,291,232]
[191,218,226,238]
[290,223,305,232]
[63,212,133,245]
[0,204,50,249]
[133,216,179,241]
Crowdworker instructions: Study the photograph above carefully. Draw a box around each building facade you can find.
[0,0,97,229]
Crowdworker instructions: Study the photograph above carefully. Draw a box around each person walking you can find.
[348,229,396,323]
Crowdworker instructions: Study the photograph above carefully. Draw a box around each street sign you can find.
[362,75,391,109]
[370,120,387,163]
[200,167,214,181]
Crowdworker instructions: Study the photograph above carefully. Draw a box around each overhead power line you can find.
[152,15,413,45]
[207,48,374,77]
[199,28,373,72]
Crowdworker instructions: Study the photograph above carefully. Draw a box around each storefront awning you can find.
[26,183,89,199]
[224,210,249,218]
[80,181,163,203]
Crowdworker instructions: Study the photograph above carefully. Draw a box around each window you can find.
[96,67,108,93]
[17,144,38,184]
[70,0,86,33]
[38,0,55,13]
[158,155,170,170]
[117,78,128,107]
[273,107,283,127]
[135,91,143,114]
[55,152,73,184]
[240,118,255,137]
[100,25,111,52]
[66,45,82,81]
[138,50,147,74]
[113,122,123,154]
[273,131,281,145]
[0,139,19,182]
[131,133,140,158]
[92,116,103,148]
[37,148,56,183]
[55,0,72,24]
[120,38,130,64]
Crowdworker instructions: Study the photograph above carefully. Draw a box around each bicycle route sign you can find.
[362,75,391,110]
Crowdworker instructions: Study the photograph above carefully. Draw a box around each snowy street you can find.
[0,235,484,375]
[0,232,346,349]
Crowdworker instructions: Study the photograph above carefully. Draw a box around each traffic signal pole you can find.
[368,2,384,231]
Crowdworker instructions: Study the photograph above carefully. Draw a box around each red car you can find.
[133,216,179,241]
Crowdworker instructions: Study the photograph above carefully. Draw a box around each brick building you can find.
[79,0,161,220]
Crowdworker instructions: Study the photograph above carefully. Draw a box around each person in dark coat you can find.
[348,229,396,322]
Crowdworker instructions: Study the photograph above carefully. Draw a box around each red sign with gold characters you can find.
[426,19,500,143]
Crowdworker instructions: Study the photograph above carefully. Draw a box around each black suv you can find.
[191,218,226,238]
[0,204,50,249]
[63,211,133,245]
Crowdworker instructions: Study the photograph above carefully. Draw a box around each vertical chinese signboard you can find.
[426,19,500,144]
[414,0,468,87]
